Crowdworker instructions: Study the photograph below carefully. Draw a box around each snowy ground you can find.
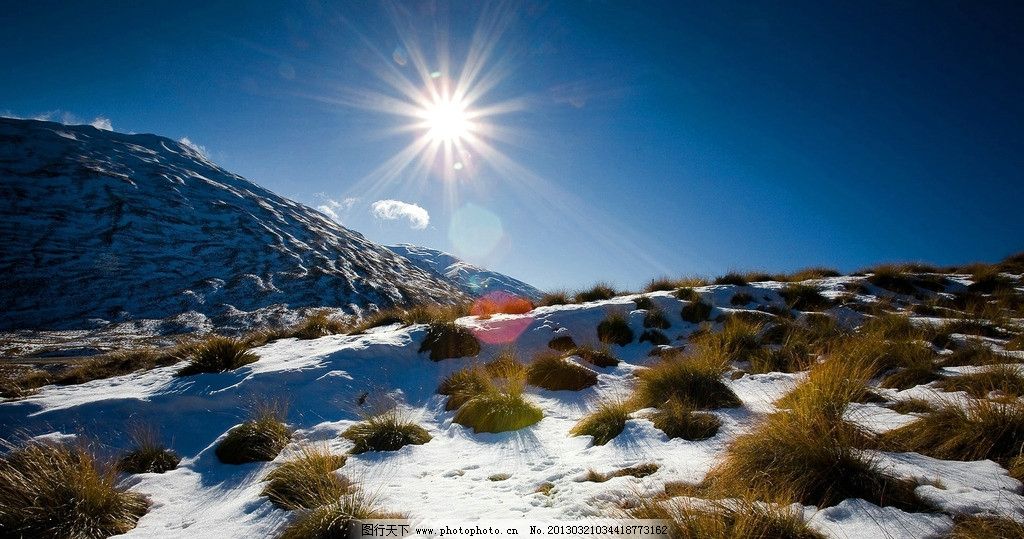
[2,276,1023,538]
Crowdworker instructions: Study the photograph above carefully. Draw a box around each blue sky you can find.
[3,1,1023,291]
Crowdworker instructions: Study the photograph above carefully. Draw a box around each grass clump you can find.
[882,399,1024,465]
[730,292,754,306]
[454,391,543,434]
[779,284,833,311]
[866,264,919,294]
[291,310,348,339]
[749,335,813,374]
[877,342,941,390]
[585,463,659,482]
[261,445,348,510]
[642,308,670,329]
[0,441,149,538]
[787,267,841,281]
[632,496,824,539]
[342,408,432,454]
[569,345,620,368]
[1007,334,1024,351]
[644,278,678,293]
[538,290,572,306]
[575,283,618,303]
[639,329,670,346]
[438,364,491,410]
[675,287,701,302]
[703,316,763,361]
[968,266,1013,293]
[633,295,656,310]
[633,349,740,410]
[527,353,598,391]
[215,404,291,464]
[570,400,631,446]
[948,516,1024,539]
[942,342,1016,366]
[547,335,577,352]
[418,322,480,361]
[681,300,713,323]
[176,335,258,376]
[714,273,748,286]
[649,397,721,441]
[860,313,925,342]
[935,364,1024,398]
[889,398,936,415]
[278,489,404,539]
[597,312,634,346]
[117,428,180,474]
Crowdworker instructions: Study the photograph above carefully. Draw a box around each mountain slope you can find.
[388,243,544,301]
[0,118,467,331]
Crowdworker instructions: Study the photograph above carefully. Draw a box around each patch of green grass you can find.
[649,397,721,440]
[215,404,291,464]
[0,441,149,537]
[454,390,544,433]
[597,312,634,346]
[633,348,740,410]
[342,409,431,454]
[261,445,348,510]
[575,283,618,303]
[176,335,258,376]
[419,322,480,361]
[570,400,631,446]
[527,353,598,391]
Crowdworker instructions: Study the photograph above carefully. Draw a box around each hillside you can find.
[388,243,543,301]
[0,118,469,332]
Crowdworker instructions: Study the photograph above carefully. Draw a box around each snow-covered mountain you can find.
[388,243,544,301]
[0,118,468,331]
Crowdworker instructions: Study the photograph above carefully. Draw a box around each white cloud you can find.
[314,195,359,223]
[90,117,113,131]
[371,199,429,229]
[316,204,340,221]
[178,137,210,159]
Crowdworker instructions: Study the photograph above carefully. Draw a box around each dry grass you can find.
[675,287,701,302]
[644,278,678,292]
[642,308,670,329]
[418,322,480,361]
[261,445,348,510]
[681,300,713,323]
[649,397,721,441]
[700,316,763,361]
[866,264,920,295]
[632,348,740,410]
[547,335,577,352]
[730,292,754,306]
[597,312,634,346]
[290,310,348,339]
[278,488,404,539]
[584,463,659,482]
[786,267,841,282]
[630,495,824,539]
[778,284,833,311]
[639,329,670,346]
[749,337,813,374]
[860,313,925,341]
[935,364,1024,398]
[453,390,544,434]
[775,344,877,421]
[538,290,572,306]
[342,408,432,454]
[633,295,656,310]
[176,335,258,376]
[570,400,631,446]
[569,345,620,368]
[470,296,534,316]
[0,441,149,537]
[527,353,598,391]
[889,398,936,415]
[437,364,491,411]
[117,427,180,474]
[1007,334,1024,351]
[948,516,1024,539]
[881,399,1024,464]
[575,283,619,303]
[714,273,748,286]
[215,403,291,464]
[942,342,1017,366]
[968,266,1013,293]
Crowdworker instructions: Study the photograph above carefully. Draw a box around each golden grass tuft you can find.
[714,273,748,286]
[570,400,631,446]
[437,364,491,411]
[278,488,405,539]
[538,290,572,306]
[630,495,825,539]
[649,397,721,441]
[948,516,1024,539]
[418,322,480,361]
[342,409,432,454]
[881,399,1024,464]
[778,284,833,311]
[597,312,634,346]
[527,353,598,391]
[547,335,577,352]
[0,441,149,537]
[569,345,620,368]
[585,463,659,482]
[632,348,740,410]
[680,299,713,323]
[935,364,1024,398]
[642,308,671,329]
[117,427,180,474]
[575,283,619,303]
[215,403,291,464]
[176,335,258,376]
[261,445,348,510]
[290,310,348,339]
[453,391,544,434]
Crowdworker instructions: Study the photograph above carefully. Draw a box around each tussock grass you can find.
[291,310,348,339]
[675,287,701,302]
[633,295,656,310]
[873,341,940,390]
[570,400,631,446]
[935,364,1024,398]
[350,309,405,333]
[631,495,824,539]
[700,316,763,361]
[0,441,149,537]
[215,403,291,464]
[527,353,598,391]
[644,278,678,293]
[779,284,833,311]
[639,329,670,346]
[649,397,721,440]
[117,427,180,474]
[786,267,841,282]
[278,488,404,539]
[569,345,620,368]
[575,283,618,303]
[597,312,634,346]
[642,308,670,329]
[948,516,1024,539]
[882,399,1024,465]
[681,300,713,323]
[867,264,920,295]
[470,296,534,317]
[485,349,528,379]
[632,349,740,410]
[585,463,659,482]
[942,342,1015,366]
[860,313,925,341]
[418,322,480,361]
[454,390,544,433]
[538,290,572,306]
[437,364,491,410]
[547,335,577,352]
[775,345,877,421]
[56,346,186,386]
[730,292,754,306]
[177,335,258,376]
[342,409,432,454]
[714,273,748,286]
[749,338,813,374]
[1007,334,1024,351]
[889,398,936,415]
[261,445,348,510]
[968,266,1013,293]
[352,304,470,334]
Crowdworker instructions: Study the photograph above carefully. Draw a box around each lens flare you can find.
[420,96,471,143]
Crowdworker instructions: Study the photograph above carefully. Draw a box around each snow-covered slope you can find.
[389,243,544,301]
[0,118,467,331]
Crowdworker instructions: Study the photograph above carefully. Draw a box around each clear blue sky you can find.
[3,1,1023,291]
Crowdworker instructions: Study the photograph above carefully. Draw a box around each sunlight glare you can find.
[422,97,471,143]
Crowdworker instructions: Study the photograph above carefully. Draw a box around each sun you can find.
[420,96,471,143]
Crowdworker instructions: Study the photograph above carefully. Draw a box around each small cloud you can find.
[314,195,358,223]
[317,204,340,221]
[371,199,429,230]
[90,117,113,131]
[178,137,210,159]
